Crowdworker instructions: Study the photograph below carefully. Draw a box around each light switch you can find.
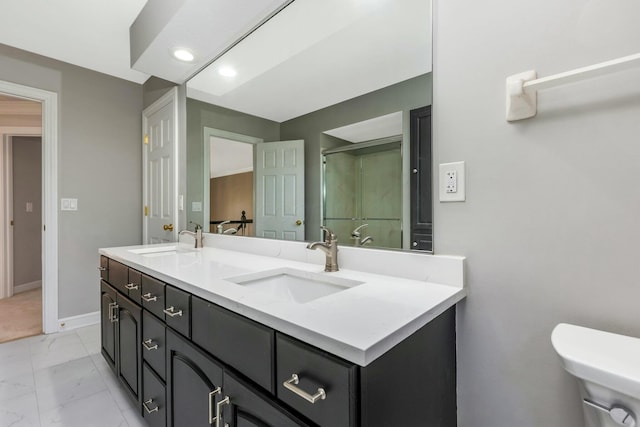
[192,201,202,212]
[26,202,33,212]
[439,162,465,202]
[61,198,78,211]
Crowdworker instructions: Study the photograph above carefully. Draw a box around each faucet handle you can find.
[320,226,336,242]
[351,223,368,237]
[189,221,203,231]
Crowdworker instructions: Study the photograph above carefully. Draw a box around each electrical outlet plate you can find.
[439,162,465,202]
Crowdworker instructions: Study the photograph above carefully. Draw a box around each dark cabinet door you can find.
[410,105,433,251]
[166,330,223,427]
[221,371,312,427]
[117,294,142,403]
[100,281,117,371]
[142,362,167,427]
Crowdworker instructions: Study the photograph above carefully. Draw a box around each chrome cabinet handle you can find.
[163,306,183,317]
[97,266,107,271]
[283,374,326,404]
[142,293,157,302]
[143,399,159,414]
[215,396,230,427]
[125,283,139,290]
[208,387,221,424]
[142,339,158,351]
[109,303,119,323]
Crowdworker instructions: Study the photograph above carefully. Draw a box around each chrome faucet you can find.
[179,222,203,248]
[307,226,339,272]
[351,223,373,246]
[217,220,236,234]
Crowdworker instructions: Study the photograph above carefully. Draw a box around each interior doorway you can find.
[0,80,59,335]
[0,95,43,342]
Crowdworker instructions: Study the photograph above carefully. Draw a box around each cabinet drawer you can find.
[142,363,166,427]
[127,269,142,304]
[165,286,190,338]
[108,259,129,295]
[141,275,165,319]
[276,333,358,427]
[192,297,274,393]
[142,310,166,380]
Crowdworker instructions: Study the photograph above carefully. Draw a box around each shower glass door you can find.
[323,141,402,249]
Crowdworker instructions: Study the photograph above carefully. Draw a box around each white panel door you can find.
[143,93,177,244]
[255,140,304,240]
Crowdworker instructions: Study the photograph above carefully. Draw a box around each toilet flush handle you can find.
[584,399,636,427]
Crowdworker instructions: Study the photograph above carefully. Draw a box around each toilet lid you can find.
[551,323,640,399]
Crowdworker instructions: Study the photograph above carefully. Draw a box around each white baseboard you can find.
[58,311,100,332]
[14,280,42,294]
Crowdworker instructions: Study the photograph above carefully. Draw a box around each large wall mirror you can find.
[185,0,432,251]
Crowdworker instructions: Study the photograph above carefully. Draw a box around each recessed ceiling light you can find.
[172,48,195,62]
[218,66,237,77]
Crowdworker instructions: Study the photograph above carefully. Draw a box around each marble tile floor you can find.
[0,324,146,427]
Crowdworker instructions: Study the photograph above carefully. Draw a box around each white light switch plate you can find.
[439,162,465,202]
[61,198,78,211]
[192,201,202,212]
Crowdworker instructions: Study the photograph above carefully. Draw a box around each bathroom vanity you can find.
[99,236,465,427]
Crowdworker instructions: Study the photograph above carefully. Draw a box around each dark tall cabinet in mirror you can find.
[410,106,433,251]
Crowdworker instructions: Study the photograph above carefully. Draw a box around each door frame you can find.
[142,87,180,243]
[202,127,263,232]
[0,80,58,334]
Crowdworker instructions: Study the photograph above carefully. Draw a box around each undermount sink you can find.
[128,245,195,257]
[226,268,364,304]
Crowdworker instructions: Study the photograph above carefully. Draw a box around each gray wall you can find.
[281,73,432,240]
[433,1,640,426]
[0,44,143,319]
[12,136,42,288]
[186,98,281,228]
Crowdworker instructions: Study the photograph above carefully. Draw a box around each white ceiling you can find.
[0,0,150,84]
[324,112,402,143]
[210,136,254,178]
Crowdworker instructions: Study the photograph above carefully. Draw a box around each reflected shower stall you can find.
[323,139,402,249]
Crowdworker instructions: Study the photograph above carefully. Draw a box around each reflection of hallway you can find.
[0,288,42,343]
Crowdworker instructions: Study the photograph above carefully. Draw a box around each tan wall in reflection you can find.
[210,172,254,236]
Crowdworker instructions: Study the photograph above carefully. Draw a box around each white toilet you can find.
[552,323,640,427]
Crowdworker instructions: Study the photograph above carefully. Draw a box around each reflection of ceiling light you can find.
[172,48,195,62]
[218,66,237,77]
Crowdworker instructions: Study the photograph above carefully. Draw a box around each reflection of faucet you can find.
[217,220,230,234]
[217,220,237,235]
[306,226,339,272]
[179,222,203,248]
[351,224,373,246]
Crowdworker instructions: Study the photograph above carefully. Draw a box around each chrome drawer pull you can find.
[283,374,326,404]
[215,396,230,427]
[142,293,157,302]
[143,399,159,414]
[125,283,139,290]
[163,306,183,317]
[142,339,158,351]
[97,266,107,271]
[208,387,221,424]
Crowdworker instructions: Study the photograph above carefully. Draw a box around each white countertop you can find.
[99,237,466,366]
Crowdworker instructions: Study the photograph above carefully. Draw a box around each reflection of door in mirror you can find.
[324,140,402,249]
[255,140,305,241]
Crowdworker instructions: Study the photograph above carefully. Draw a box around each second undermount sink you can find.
[226,268,364,304]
